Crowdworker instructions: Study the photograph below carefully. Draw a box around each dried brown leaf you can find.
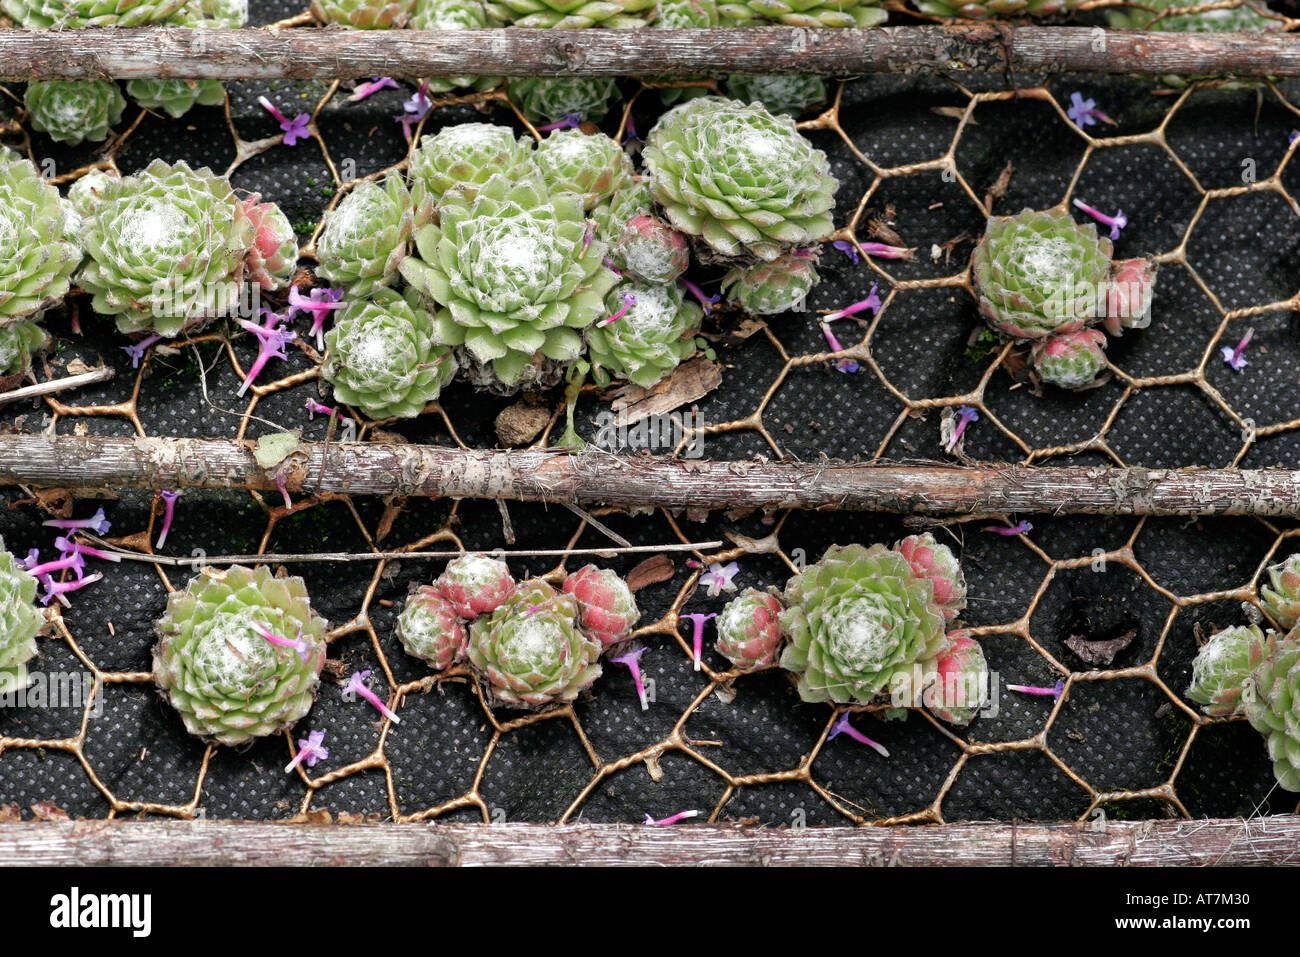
[626,554,675,592]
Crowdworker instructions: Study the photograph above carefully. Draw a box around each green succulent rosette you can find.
[467,579,602,708]
[322,287,457,419]
[0,542,43,696]
[718,0,885,26]
[1030,328,1108,389]
[911,0,1070,17]
[723,74,828,117]
[0,319,50,388]
[398,173,620,388]
[586,280,702,388]
[316,175,421,298]
[592,177,656,245]
[152,565,329,746]
[66,169,120,220]
[653,0,717,105]
[24,80,126,147]
[779,543,949,704]
[509,76,619,126]
[126,78,226,119]
[396,584,469,671]
[970,207,1113,341]
[1262,554,1300,631]
[722,253,820,315]
[498,0,657,28]
[76,159,254,337]
[644,96,838,262]
[310,0,415,26]
[409,124,538,215]
[2,0,185,27]
[0,154,82,325]
[534,130,636,212]
[409,0,504,92]
[1188,623,1267,719]
[1242,630,1300,791]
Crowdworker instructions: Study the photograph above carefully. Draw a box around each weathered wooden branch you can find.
[0,26,1296,81]
[3,434,1300,516]
[0,818,1293,865]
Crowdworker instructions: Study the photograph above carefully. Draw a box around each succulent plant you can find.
[239,195,297,292]
[534,130,636,212]
[437,554,516,619]
[316,176,420,297]
[911,0,1069,17]
[66,169,120,220]
[498,0,656,27]
[1,0,185,27]
[322,287,457,419]
[779,543,949,704]
[1261,554,1300,631]
[1031,328,1108,389]
[922,630,987,726]
[125,78,226,118]
[723,74,828,116]
[409,0,504,92]
[408,123,537,215]
[509,76,619,127]
[1242,630,1300,791]
[399,173,620,388]
[24,80,126,147]
[593,177,656,245]
[76,159,254,337]
[718,0,885,25]
[0,319,50,389]
[1107,0,1276,32]
[1187,624,1267,718]
[152,565,329,745]
[562,564,640,648]
[613,215,690,285]
[586,281,702,388]
[0,542,42,696]
[716,587,784,669]
[1100,258,1157,337]
[971,207,1113,341]
[721,252,820,315]
[467,579,602,707]
[894,532,967,622]
[310,0,415,26]
[644,96,838,262]
[396,584,469,671]
[654,0,717,105]
[0,154,82,325]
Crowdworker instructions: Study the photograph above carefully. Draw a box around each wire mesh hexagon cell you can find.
[2,1,1300,836]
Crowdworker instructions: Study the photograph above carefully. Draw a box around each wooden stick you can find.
[3,434,1300,516]
[0,26,1298,81]
[0,368,114,408]
[0,817,1292,865]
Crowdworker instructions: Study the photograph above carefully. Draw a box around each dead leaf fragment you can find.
[1065,628,1138,667]
[626,554,675,592]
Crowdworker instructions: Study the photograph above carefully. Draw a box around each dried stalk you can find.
[0,368,114,407]
[0,818,1293,865]
[0,26,1297,81]
[3,434,1300,516]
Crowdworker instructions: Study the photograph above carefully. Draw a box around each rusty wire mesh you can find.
[2,1,1300,826]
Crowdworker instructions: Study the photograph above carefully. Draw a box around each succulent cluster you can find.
[971,207,1157,389]
[910,0,1073,18]
[152,565,329,745]
[76,159,296,336]
[0,151,80,384]
[0,542,43,696]
[1184,551,1300,791]
[705,535,987,727]
[23,80,126,147]
[394,556,640,708]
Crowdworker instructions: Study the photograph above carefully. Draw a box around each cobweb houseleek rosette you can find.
[643,96,838,262]
[1,0,185,27]
[321,287,457,420]
[396,584,468,671]
[716,587,784,670]
[508,77,620,126]
[466,580,602,708]
[970,207,1113,341]
[398,173,620,389]
[316,175,423,298]
[23,80,126,147]
[310,0,415,27]
[778,544,949,705]
[0,153,82,325]
[151,564,328,745]
[409,0,504,93]
[586,281,702,388]
[718,0,885,26]
[721,253,820,315]
[0,542,43,696]
[1262,554,1300,631]
[562,564,640,648]
[534,129,636,212]
[498,0,657,28]
[909,0,1070,19]
[1187,623,1268,718]
[1242,630,1300,791]
[0,319,50,390]
[75,159,254,337]
[408,122,538,216]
